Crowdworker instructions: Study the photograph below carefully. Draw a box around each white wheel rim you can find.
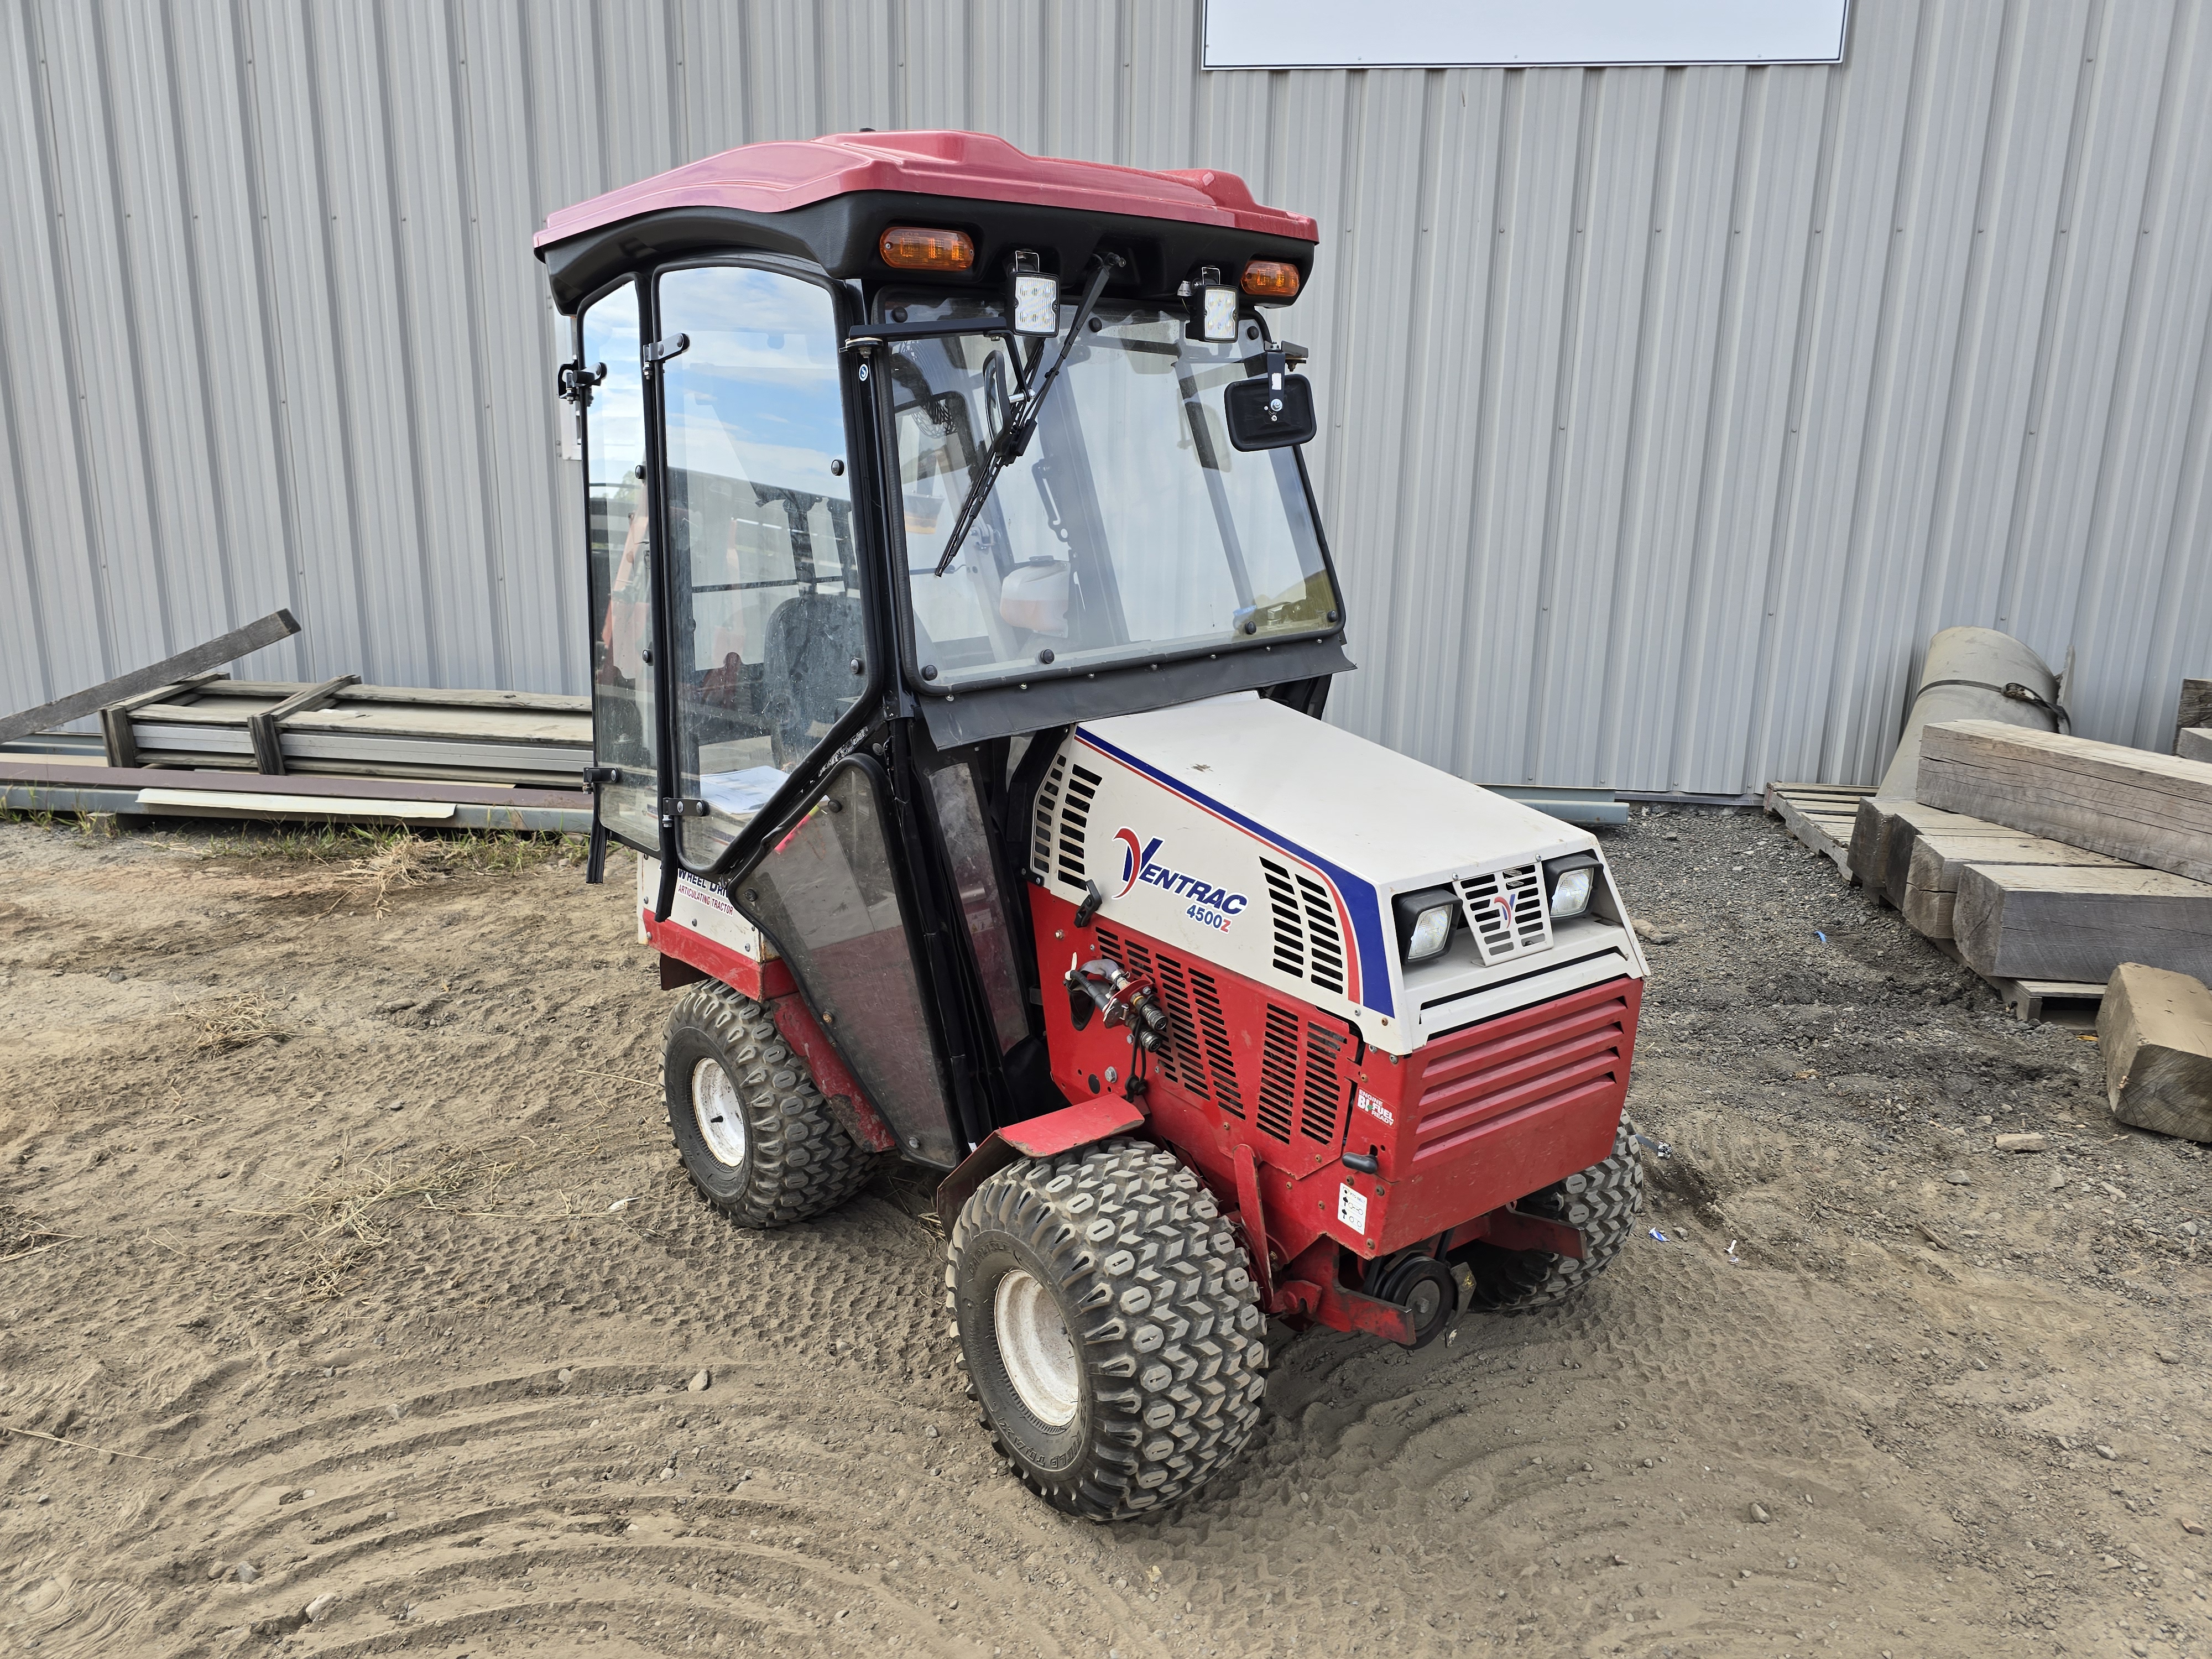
[993,1269,1079,1427]
[690,1058,748,1167]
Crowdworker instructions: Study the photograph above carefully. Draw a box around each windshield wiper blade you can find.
[931,252,1123,578]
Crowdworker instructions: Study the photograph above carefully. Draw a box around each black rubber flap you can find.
[918,636,1354,749]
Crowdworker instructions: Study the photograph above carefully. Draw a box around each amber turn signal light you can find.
[1240,259,1300,300]
[879,226,975,272]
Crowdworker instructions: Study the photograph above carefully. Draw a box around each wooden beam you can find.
[1916,719,2212,885]
[2096,963,2212,1143]
[1953,863,2212,984]
[1897,830,2125,939]
[0,609,299,747]
[246,674,359,775]
[2179,727,2211,764]
[1880,810,2038,910]
[1846,797,1987,894]
[2178,679,2212,745]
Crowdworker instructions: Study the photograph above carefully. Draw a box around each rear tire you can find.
[661,981,873,1228]
[1457,1119,1644,1313]
[948,1139,1266,1521]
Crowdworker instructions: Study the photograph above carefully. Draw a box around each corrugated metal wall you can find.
[4,0,2209,791]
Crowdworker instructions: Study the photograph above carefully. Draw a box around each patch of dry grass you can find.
[0,1205,72,1262]
[206,822,584,875]
[252,1119,619,1303]
[193,992,295,1053]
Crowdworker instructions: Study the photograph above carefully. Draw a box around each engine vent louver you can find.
[1189,969,1243,1118]
[1031,752,1067,881]
[1054,762,1102,895]
[1093,926,1222,1104]
[1457,863,1551,964]
[1299,1020,1349,1144]
[1260,857,1347,999]
[1256,1005,1302,1142]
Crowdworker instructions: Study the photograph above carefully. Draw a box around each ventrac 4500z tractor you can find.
[536,131,1650,1521]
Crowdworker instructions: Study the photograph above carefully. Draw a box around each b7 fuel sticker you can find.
[1355,1089,1394,1125]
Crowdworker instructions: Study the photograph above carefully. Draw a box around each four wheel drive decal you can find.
[1074,728,1393,1019]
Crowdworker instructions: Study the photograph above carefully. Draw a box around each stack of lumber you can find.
[2098,963,2212,1144]
[1848,719,2212,1017]
[87,676,589,787]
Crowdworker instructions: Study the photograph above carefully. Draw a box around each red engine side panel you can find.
[1032,888,1640,1267]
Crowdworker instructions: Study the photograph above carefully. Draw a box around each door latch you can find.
[661,796,709,818]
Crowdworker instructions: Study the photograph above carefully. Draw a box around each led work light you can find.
[1185,266,1239,342]
[1542,853,1599,920]
[1008,250,1058,335]
[879,226,974,272]
[1393,885,1459,964]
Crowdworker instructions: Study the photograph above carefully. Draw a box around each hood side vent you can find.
[1296,872,1345,995]
[1262,856,1346,998]
[1260,858,1305,981]
[1030,751,1067,881]
[1055,762,1102,895]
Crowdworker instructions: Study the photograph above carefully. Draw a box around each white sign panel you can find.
[1202,1,1850,70]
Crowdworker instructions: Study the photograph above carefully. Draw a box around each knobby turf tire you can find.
[661,980,873,1228]
[1460,1119,1645,1314]
[947,1139,1266,1521]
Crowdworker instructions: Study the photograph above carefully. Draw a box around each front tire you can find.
[661,981,872,1227]
[1457,1119,1645,1313]
[947,1140,1266,1521]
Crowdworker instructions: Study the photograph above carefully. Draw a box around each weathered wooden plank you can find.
[0,611,299,746]
[2096,962,2212,1142]
[1917,719,2212,885]
[249,675,361,775]
[1897,832,2126,938]
[2178,680,2212,743]
[1766,787,1856,874]
[1953,864,2212,984]
[1881,812,2046,909]
[1848,797,1990,893]
[2179,727,2211,764]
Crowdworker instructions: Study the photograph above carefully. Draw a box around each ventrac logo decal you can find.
[1112,828,1249,932]
[1491,890,1519,924]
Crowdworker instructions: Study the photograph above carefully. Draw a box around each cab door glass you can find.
[926,761,1030,1055]
[657,265,857,867]
[580,286,657,847]
[740,763,958,1166]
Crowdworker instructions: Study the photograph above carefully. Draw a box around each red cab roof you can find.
[535,130,1317,251]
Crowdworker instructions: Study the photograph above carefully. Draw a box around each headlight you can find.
[1547,862,1596,919]
[1392,886,1458,963]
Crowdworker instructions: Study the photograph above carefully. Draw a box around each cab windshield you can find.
[884,298,1337,690]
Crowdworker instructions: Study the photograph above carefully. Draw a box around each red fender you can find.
[933,1096,1147,1232]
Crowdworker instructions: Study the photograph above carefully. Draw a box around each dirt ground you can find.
[1,805,2206,1659]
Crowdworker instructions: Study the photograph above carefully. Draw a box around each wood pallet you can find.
[1924,936,2104,1027]
[1762,781,1877,874]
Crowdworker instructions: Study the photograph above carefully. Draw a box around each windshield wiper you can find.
[932,252,1124,578]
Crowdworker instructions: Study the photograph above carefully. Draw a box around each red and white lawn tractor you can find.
[536,131,1649,1520]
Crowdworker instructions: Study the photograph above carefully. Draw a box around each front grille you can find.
[1412,982,1630,1164]
[1457,864,1551,964]
[1261,856,1348,997]
[1054,762,1102,894]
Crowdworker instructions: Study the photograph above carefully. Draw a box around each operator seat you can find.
[760,592,865,766]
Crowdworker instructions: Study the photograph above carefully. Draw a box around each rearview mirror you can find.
[1224,369,1316,451]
